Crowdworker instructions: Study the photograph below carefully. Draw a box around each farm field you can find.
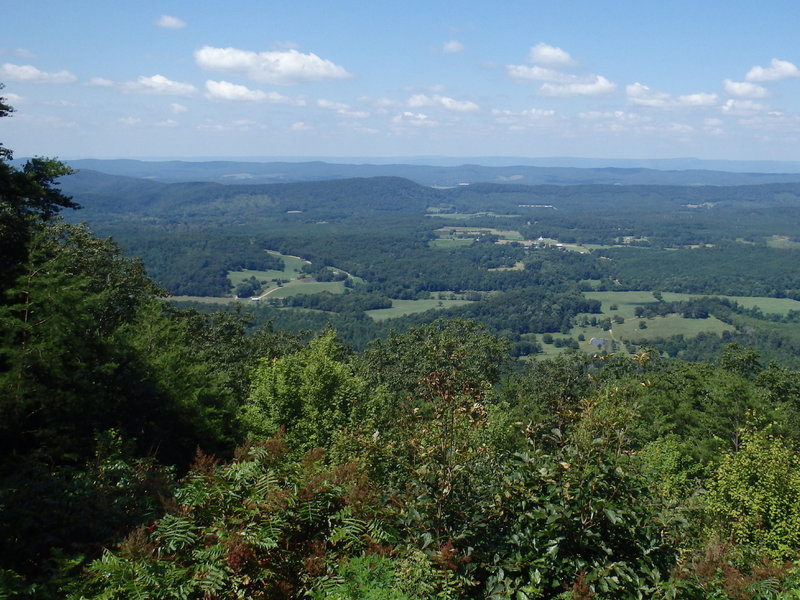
[425,212,520,219]
[366,298,474,321]
[766,235,800,249]
[227,250,358,300]
[262,281,347,299]
[586,290,800,316]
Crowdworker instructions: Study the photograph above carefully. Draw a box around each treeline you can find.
[606,244,800,298]
[110,231,285,296]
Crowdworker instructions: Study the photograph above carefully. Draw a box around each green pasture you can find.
[425,212,520,220]
[766,235,800,250]
[169,295,242,305]
[366,298,474,321]
[434,226,523,240]
[586,290,800,317]
[228,268,290,287]
[429,238,474,249]
[228,250,308,288]
[263,281,346,299]
[227,249,360,300]
[488,261,525,271]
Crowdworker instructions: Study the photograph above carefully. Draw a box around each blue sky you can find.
[3,1,800,161]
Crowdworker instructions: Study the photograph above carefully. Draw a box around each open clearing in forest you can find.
[586,290,800,316]
[219,250,358,300]
[431,226,523,243]
[766,235,800,250]
[366,298,475,321]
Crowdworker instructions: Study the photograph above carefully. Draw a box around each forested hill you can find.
[61,171,438,225]
[63,157,800,186]
[61,170,800,230]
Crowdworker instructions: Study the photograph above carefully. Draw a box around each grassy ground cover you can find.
[425,212,520,219]
[766,235,800,249]
[263,281,347,299]
[227,250,359,300]
[169,296,242,305]
[366,298,474,321]
[429,238,474,248]
[663,293,800,315]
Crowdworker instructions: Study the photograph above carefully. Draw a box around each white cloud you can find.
[123,74,196,96]
[170,103,188,114]
[118,116,141,126]
[88,77,114,87]
[155,119,179,127]
[194,46,352,85]
[491,107,560,128]
[626,83,670,107]
[197,119,264,132]
[0,63,76,84]
[745,58,800,82]
[721,99,767,115]
[704,118,724,135]
[291,121,312,131]
[723,79,769,98]
[521,108,557,118]
[443,40,464,54]
[578,110,647,123]
[3,92,24,104]
[392,111,437,127]
[528,42,575,66]
[13,48,36,59]
[506,65,577,83]
[626,82,717,108]
[679,92,718,107]
[540,75,615,96]
[317,98,349,111]
[204,79,299,104]
[155,15,187,29]
[407,94,479,112]
[42,99,81,107]
[317,98,369,118]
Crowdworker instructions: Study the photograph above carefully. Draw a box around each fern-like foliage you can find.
[79,433,389,599]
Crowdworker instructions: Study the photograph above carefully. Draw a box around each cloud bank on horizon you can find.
[3,1,800,161]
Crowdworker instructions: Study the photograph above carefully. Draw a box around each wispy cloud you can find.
[723,80,769,98]
[721,99,767,115]
[155,15,187,29]
[626,82,716,108]
[0,63,76,84]
[88,77,114,87]
[407,94,479,112]
[122,74,196,96]
[442,40,464,54]
[392,111,437,127]
[528,43,575,66]
[195,46,352,85]
[506,65,577,83]
[745,58,800,82]
[204,80,301,104]
[541,75,616,97]
[506,44,612,96]
[317,98,369,117]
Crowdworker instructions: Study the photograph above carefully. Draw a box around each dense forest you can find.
[3,87,800,599]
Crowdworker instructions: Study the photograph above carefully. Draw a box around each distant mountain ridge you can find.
[61,158,800,187]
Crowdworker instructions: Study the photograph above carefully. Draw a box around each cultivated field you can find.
[366,298,474,321]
